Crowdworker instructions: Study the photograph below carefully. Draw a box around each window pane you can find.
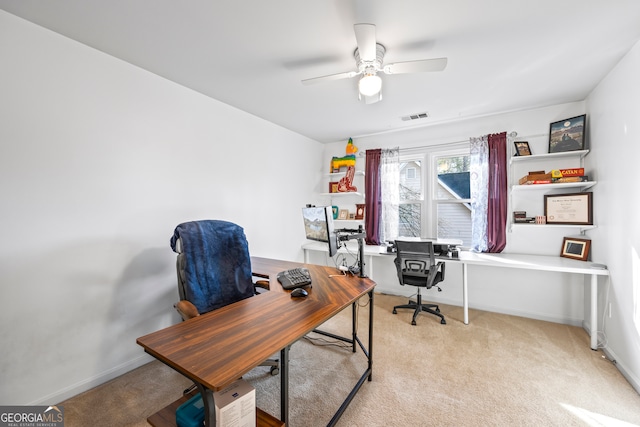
[399,203,421,237]
[436,155,470,201]
[399,160,422,200]
[437,203,471,246]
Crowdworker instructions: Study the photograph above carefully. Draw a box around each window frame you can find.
[397,144,470,240]
[430,147,472,243]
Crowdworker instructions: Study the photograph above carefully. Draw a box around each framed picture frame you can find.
[560,237,591,261]
[329,182,339,193]
[544,192,593,225]
[548,114,586,153]
[338,209,349,220]
[355,204,365,220]
[514,141,532,156]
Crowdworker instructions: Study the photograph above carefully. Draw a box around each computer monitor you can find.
[302,206,338,257]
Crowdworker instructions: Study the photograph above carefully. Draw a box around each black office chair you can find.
[392,240,446,325]
[170,220,279,377]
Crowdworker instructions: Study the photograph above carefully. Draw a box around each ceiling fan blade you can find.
[383,57,448,74]
[301,70,359,85]
[354,23,377,61]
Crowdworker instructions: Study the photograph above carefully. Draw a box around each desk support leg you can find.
[463,263,469,325]
[368,290,374,381]
[352,302,357,353]
[195,383,216,427]
[280,346,289,426]
[590,274,598,351]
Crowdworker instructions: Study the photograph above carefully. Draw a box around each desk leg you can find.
[590,274,598,351]
[368,290,374,381]
[195,383,216,427]
[463,263,469,325]
[280,346,289,425]
[351,302,357,353]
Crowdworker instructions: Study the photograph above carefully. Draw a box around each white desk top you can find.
[302,241,609,276]
[457,251,609,276]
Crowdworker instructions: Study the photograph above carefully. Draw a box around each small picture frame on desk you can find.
[338,209,349,220]
[514,141,532,156]
[560,237,591,261]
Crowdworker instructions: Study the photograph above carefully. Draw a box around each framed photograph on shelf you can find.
[514,141,532,156]
[338,209,349,220]
[544,192,593,225]
[560,237,591,261]
[548,114,586,153]
[355,204,365,220]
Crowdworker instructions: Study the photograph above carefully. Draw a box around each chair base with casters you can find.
[392,288,446,325]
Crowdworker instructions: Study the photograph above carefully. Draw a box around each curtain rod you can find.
[358,131,527,155]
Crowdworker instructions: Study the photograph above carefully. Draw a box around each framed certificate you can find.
[544,192,593,225]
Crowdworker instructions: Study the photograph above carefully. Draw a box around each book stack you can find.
[518,168,589,185]
[518,171,552,185]
[513,211,535,223]
[551,168,588,183]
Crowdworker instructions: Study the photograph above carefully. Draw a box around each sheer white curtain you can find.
[380,147,399,243]
[470,135,489,252]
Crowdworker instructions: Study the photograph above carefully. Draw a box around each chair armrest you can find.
[254,280,270,290]
[174,300,200,321]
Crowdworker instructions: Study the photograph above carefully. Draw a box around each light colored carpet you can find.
[60,293,640,426]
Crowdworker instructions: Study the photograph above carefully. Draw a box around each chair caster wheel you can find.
[440,319,446,325]
[392,309,397,314]
[270,366,279,376]
[411,320,417,325]
[435,308,440,313]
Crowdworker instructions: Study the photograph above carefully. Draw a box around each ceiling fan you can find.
[302,23,448,104]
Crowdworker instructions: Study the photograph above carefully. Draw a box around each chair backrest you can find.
[170,220,255,314]
[394,240,445,289]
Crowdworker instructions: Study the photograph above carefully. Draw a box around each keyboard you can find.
[277,267,312,289]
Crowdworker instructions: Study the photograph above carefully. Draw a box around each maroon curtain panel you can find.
[486,132,507,253]
[365,149,381,245]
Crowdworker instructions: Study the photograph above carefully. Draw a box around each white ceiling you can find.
[2,0,640,143]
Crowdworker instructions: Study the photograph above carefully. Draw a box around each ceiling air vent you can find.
[401,112,429,121]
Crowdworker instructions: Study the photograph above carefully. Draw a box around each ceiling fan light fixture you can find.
[358,73,382,97]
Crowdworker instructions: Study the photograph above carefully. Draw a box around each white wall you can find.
[0,11,323,405]
[586,39,640,392]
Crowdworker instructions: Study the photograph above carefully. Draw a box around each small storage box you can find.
[176,379,256,427]
[176,393,205,427]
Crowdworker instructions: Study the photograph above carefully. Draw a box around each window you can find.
[397,146,471,246]
[433,151,472,246]
[399,159,422,237]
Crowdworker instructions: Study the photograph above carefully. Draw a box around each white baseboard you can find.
[29,353,154,405]
[376,289,583,327]
[601,346,640,396]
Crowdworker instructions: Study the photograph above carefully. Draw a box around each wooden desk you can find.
[137,257,376,427]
